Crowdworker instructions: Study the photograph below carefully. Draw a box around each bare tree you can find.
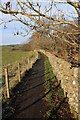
[0,0,80,48]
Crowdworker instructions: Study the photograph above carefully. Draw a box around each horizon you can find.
[0,1,78,45]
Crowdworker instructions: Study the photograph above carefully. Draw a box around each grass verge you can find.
[44,56,75,119]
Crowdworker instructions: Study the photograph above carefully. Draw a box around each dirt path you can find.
[9,53,47,119]
[3,53,76,119]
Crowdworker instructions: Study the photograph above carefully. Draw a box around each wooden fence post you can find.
[37,52,38,59]
[5,68,10,98]
[18,63,21,82]
[28,58,29,64]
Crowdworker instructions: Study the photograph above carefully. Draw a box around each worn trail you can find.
[3,53,75,119]
[10,53,47,119]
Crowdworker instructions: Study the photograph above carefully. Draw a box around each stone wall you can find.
[39,49,79,117]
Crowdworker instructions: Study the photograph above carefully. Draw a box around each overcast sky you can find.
[0,1,78,45]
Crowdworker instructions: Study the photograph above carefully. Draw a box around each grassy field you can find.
[2,45,33,66]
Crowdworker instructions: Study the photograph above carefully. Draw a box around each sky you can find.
[0,20,31,45]
[0,0,78,45]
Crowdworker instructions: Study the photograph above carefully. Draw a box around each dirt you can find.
[2,53,76,120]
[6,53,47,119]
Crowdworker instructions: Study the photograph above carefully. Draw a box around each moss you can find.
[70,106,78,119]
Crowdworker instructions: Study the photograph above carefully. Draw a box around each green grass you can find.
[2,45,34,66]
[1,45,35,91]
[44,56,65,119]
[2,45,36,110]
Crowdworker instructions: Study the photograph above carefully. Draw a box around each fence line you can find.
[1,50,38,99]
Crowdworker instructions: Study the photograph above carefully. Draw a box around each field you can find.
[2,45,33,66]
[1,45,38,100]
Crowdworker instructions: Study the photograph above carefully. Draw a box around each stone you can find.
[73,81,76,85]
[40,49,78,115]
